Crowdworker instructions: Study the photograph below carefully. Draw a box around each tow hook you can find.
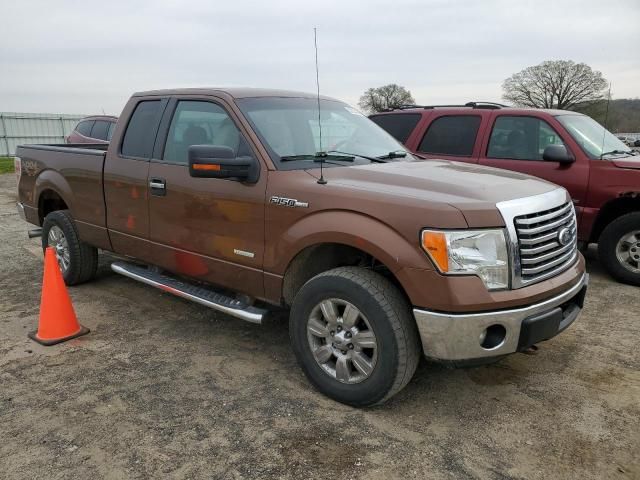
[28,228,42,239]
[522,345,540,355]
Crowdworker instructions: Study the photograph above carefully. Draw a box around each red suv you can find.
[371,103,640,286]
[66,115,118,144]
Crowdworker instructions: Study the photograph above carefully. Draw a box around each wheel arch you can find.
[35,170,74,225]
[589,193,640,243]
[275,211,433,306]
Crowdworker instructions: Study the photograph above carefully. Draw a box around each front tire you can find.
[41,210,98,286]
[289,267,420,407]
[598,212,640,286]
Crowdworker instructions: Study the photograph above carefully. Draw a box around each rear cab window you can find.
[369,113,421,144]
[487,116,565,161]
[418,115,482,156]
[121,100,165,159]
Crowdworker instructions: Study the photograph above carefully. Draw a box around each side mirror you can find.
[543,145,575,164]
[188,145,259,183]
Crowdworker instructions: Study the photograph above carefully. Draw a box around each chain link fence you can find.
[0,112,86,157]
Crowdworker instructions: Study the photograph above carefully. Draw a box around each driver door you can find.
[147,97,267,299]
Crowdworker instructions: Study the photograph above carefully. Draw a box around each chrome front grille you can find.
[514,201,577,285]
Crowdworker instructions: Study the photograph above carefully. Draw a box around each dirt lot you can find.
[0,173,638,480]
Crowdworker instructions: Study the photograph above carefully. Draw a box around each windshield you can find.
[556,114,631,159]
[235,97,408,169]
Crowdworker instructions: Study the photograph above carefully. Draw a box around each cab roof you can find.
[132,87,339,101]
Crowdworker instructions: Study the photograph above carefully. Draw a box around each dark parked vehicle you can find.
[371,103,640,286]
[66,115,118,144]
[15,89,587,406]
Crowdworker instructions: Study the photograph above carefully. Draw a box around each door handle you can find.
[149,178,166,196]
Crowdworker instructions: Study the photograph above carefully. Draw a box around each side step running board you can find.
[111,261,266,324]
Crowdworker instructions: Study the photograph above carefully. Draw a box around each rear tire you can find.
[41,210,98,286]
[598,212,640,286]
[289,266,421,407]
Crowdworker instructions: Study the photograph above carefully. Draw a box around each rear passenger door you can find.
[104,97,168,261]
[478,113,589,205]
[413,114,486,164]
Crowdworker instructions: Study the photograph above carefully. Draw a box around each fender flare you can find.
[271,210,434,275]
[34,169,74,217]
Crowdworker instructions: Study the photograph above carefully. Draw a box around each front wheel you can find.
[289,267,421,407]
[598,212,640,286]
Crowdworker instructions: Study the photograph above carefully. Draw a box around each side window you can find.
[487,116,565,161]
[163,101,245,165]
[121,100,163,159]
[76,120,94,137]
[106,122,116,141]
[370,114,421,144]
[418,116,481,156]
[90,121,109,141]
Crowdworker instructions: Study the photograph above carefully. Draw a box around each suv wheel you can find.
[289,266,420,406]
[41,210,98,285]
[598,212,640,286]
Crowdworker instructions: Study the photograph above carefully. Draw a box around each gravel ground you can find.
[0,173,638,480]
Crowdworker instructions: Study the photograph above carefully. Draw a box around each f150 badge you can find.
[269,196,309,208]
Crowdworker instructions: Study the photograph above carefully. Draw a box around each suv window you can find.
[487,116,565,161]
[107,122,116,141]
[76,120,94,137]
[163,101,246,165]
[418,116,481,156]
[90,120,110,141]
[370,114,421,144]
[121,101,163,159]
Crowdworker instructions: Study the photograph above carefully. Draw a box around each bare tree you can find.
[358,84,415,113]
[502,60,608,110]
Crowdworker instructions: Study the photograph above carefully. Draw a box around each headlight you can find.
[421,229,509,290]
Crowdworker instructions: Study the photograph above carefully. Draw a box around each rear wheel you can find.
[289,266,420,407]
[598,212,640,286]
[41,210,98,285]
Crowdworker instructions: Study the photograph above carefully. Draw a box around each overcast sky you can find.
[1,0,639,115]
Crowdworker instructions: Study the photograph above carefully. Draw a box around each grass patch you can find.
[0,157,15,174]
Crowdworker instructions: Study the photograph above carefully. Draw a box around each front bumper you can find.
[413,273,588,361]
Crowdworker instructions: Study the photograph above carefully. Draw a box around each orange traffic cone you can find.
[28,247,90,346]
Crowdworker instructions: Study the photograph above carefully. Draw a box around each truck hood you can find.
[320,159,561,227]
[611,156,640,170]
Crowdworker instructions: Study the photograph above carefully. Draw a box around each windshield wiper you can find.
[600,149,633,158]
[326,150,389,163]
[280,153,355,163]
[378,150,408,160]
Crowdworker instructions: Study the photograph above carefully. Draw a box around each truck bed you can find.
[16,143,110,249]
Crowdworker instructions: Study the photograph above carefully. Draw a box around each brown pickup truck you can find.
[16,88,588,406]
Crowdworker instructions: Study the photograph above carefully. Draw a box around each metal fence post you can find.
[0,113,10,156]
[59,116,66,143]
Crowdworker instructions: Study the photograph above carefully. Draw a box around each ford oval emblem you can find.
[558,227,572,246]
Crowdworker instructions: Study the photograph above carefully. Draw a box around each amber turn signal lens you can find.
[193,163,221,171]
[421,231,449,272]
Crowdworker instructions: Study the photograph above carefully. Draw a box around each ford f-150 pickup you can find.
[15,88,588,406]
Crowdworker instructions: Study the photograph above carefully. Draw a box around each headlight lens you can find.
[421,229,509,290]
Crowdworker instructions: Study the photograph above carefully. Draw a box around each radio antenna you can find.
[314,27,327,185]
[599,82,612,160]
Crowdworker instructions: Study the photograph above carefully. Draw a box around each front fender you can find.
[266,210,434,275]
